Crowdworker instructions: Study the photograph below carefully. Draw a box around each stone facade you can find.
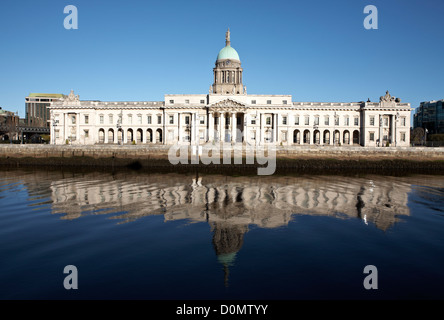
[49,31,412,147]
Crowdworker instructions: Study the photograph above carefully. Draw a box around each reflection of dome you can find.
[217,252,237,267]
[212,222,247,287]
[216,45,240,61]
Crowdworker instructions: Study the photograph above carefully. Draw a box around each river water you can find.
[0,169,443,299]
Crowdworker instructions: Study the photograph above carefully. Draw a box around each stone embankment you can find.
[1,144,444,175]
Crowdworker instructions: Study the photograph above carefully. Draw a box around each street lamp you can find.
[117,111,123,145]
[52,115,59,145]
[425,128,428,146]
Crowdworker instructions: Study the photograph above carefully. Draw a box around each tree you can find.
[411,127,425,145]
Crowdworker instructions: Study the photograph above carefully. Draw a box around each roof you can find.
[217,45,240,61]
[28,93,64,98]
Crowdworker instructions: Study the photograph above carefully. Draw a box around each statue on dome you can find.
[225,28,230,46]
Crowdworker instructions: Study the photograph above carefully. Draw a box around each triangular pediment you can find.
[209,98,247,112]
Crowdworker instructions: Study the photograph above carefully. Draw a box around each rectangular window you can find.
[401,117,406,126]
[305,116,309,125]
[251,100,256,104]
[147,115,152,124]
[282,116,287,125]
[118,115,122,124]
[169,100,174,104]
[314,116,319,126]
[55,130,60,139]
[157,115,162,125]
[325,116,329,126]
[295,116,299,125]
[401,132,406,142]
[354,117,359,126]
[266,117,271,125]
[251,119,256,125]
[84,115,89,124]
[84,130,89,138]
[128,115,132,124]
[200,130,205,140]
[185,99,190,104]
[335,117,339,126]
[370,132,375,141]
[345,117,349,126]
[200,116,205,125]
[99,115,103,125]
[137,115,141,124]
[169,115,174,124]
[267,100,272,105]
[282,100,287,105]
[384,118,388,126]
[282,131,287,141]
[200,100,205,104]
[370,116,375,126]
[185,116,190,125]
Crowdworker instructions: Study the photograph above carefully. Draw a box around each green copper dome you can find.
[217,45,240,61]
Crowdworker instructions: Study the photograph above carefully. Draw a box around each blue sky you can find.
[0,0,443,123]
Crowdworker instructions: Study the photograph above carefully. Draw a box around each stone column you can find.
[123,129,128,144]
[104,127,108,144]
[220,113,225,142]
[191,113,195,144]
[163,110,166,144]
[209,112,214,142]
[244,113,248,143]
[379,115,383,147]
[178,112,181,143]
[259,113,264,145]
[64,113,68,143]
[195,112,200,144]
[50,113,54,144]
[273,113,278,143]
[231,113,236,142]
[391,115,396,146]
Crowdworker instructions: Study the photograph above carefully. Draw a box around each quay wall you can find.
[1,144,444,174]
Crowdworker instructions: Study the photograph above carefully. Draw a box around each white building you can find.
[49,30,412,147]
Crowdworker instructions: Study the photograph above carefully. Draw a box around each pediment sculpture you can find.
[210,98,247,112]
[62,90,81,106]
[380,90,396,102]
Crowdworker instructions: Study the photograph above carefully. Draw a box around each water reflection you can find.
[4,169,441,287]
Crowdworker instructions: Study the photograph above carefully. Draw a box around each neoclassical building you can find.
[50,30,412,147]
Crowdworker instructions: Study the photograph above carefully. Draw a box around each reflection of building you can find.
[41,173,412,232]
[49,30,412,147]
[41,172,413,286]
[414,99,444,134]
[2,169,424,287]
[25,93,64,128]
